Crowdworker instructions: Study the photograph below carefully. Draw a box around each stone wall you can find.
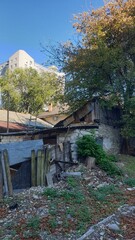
[57,125,120,162]
[0,134,37,144]
[0,135,24,144]
[57,129,98,162]
[98,124,120,155]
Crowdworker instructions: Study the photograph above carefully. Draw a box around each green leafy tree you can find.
[0,67,63,114]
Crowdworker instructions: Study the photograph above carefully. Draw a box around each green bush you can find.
[76,135,122,176]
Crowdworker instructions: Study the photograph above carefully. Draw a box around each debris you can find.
[9,203,18,210]
[107,223,120,231]
[60,171,82,178]
[46,172,54,186]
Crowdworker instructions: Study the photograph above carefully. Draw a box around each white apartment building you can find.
[0,49,65,80]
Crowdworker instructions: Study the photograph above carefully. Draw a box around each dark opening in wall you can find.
[11,160,31,189]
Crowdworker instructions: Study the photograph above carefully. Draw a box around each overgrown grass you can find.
[89,184,122,202]
[123,178,135,187]
[42,182,91,235]
[118,154,135,178]
[43,187,85,204]
[27,216,40,231]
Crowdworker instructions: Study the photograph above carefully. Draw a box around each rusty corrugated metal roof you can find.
[0,110,53,130]
[0,121,27,131]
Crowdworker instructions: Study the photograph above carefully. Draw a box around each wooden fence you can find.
[0,141,73,199]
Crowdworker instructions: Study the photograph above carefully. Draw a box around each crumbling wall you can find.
[57,129,98,162]
[98,124,120,154]
[57,125,120,162]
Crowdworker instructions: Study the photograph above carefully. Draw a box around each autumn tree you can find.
[43,0,135,138]
[0,67,63,114]
[72,0,135,137]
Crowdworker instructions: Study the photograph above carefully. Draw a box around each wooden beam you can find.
[3,149,13,196]
[0,152,3,199]
[37,150,42,186]
[31,150,36,187]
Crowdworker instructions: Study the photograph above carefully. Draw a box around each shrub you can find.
[76,135,122,176]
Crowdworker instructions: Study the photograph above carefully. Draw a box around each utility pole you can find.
[0,87,2,109]
[7,93,10,133]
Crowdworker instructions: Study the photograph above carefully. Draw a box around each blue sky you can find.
[0,0,104,65]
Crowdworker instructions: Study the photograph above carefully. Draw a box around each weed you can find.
[63,219,70,228]
[23,230,39,238]
[67,176,78,188]
[3,197,14,205]
[49,203,58,216]
[123,178,135,187]
[10,230,17,237]
[77,206,91,222]
[76,222,87,235]
[89,184,121,202]
[60,189,85,204]
[72,191,85,204]
[79,165,86,173]
[118,155,135,178]
[0,229,4,237]
[27,216,40,231]
[48,217,57,229]
[66,206,76,217]
[43,188,59,199]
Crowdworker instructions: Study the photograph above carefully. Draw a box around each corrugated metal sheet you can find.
[0,110,53,130]
[0,121,26,131]
[0,139,43,166]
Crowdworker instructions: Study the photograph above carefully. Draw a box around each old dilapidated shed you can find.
[41,99,121,162]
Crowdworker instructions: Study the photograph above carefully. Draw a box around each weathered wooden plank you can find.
[63,102,94,126]
[46,173,53,187]
[0,140,43,166]
[0,152,3,199]
[1,152,8,195]
[40,150,45,186]
[61,172,82,177]
[3,149,13,196]
[37,149,42,186]
[86,157,95,170]
[31,150,36,187]
[63,115,75,127]
[45,147,50,175]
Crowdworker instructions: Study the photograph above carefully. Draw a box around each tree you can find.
[42,0,135,138]
[71,0,135,138]
[0,67,63,114]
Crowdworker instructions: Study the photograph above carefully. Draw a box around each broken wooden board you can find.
[0,139,43,166]
[0,152,3,198]
[46,173,53,187]
[60,172,82,178]
[86,157,95,170]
